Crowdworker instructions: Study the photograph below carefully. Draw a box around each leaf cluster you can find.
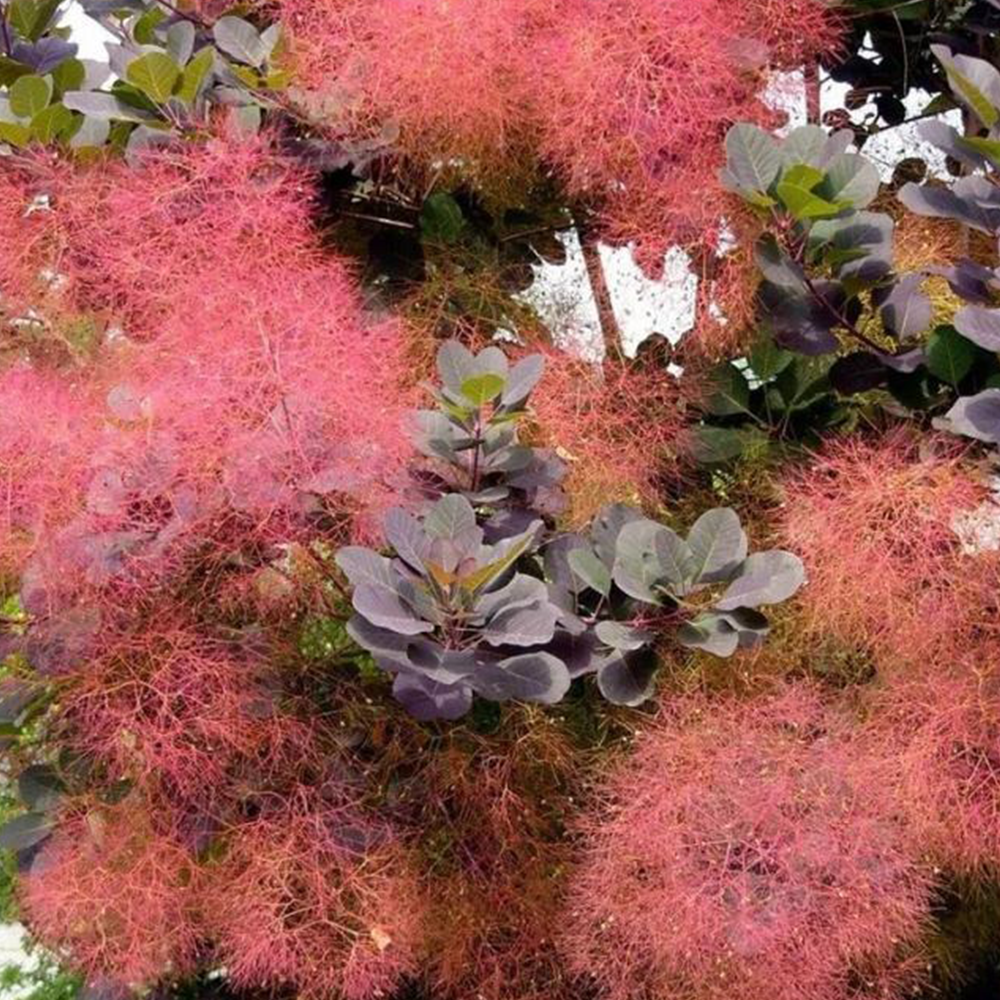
[0,0,285,156]
[338,341,805,721]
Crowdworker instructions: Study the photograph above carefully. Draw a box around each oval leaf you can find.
[596,648,658,706]
[944,389,1000,443]
[954,306,1000,352]
[393,673,472,721]
[501,354,544,407]
[460,372,505,407]
[716,551,806,610]
[10,72,51,117]
[686,508,748,585]
[126,51,180,103]
[677,614,740,657]
[723,123,781,194]
[926,325,977,386]
[18,764,63,812]
[0,811,53,850]
[595,621,654,651]
[475,652,571,704]
[568,547,611,596]
[213,15,268,67]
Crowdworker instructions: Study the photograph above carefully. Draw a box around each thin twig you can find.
[576,217,624,363]
[0,2,13,56]
[154,0,209,28]
[337,210,416,230]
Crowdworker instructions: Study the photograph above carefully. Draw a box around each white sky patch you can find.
[599,242,698,353]
[60,1,114,58]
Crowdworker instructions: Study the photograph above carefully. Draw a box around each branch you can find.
[0,2,13,57]
[576,217,623,363]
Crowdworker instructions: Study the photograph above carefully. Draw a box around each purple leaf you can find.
[677,615,740,656]
[944,389,1000,444]
[472,652,571,704]
[878,274,932,341]
[716,551,806,610]
[392,673,472,721]
[0,812,53,851]
[352,584,433,636]
[12,37,77,73]
[596,647,658,706]
[482,600,559,647]
[954,306,1000,351]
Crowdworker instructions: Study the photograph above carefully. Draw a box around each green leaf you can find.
[959,135,1000,169]
[421,192,465,244]
[9,0,62,40]
[777,163,849,220]
[50,57,85,96]
[460,372,505,407]
[31,101,73,142]
[568,548,611,597]
[932,44,1000,128]
[126,51,180,103]
[748,337,793,381]
[925,324,976,386]
[229,63,260,88]
[133,6,166,43]
[10,74,52,118]
[687,426,761,465]
[818,153,881,209]
[705,363,752,416]
[0,119,32,146]
[175,46,214,107]
[0,56,33,87]
[779,162,824,191]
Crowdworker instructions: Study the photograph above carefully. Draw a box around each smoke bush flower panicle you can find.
[875,655,1000,877]
[777,430,984,670]
[279,0,557,183]
[0,168,53,313]
[274,0,838,261]
[530,0,840,262]
[563,686,934,1000]
[63,622,318,803]
[208,786,424,1000]
[23,800,202,985]
[0,368,99,579]
[527,347,692,525]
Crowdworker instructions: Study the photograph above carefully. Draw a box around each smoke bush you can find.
[563,686,934,1000]
[531,0,840,260]
[275,0,838,258]
[208,787,424,1000]
[63,622,316,802]
[23,800,202,985]
[875,657,1000,876]
[528,348,692,526]
[414,719,578,1000]
[279,0,555,185]
[777,430,984,669]
[8,135,413,623]
[0,368,97,580]
[0,168,52,315]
